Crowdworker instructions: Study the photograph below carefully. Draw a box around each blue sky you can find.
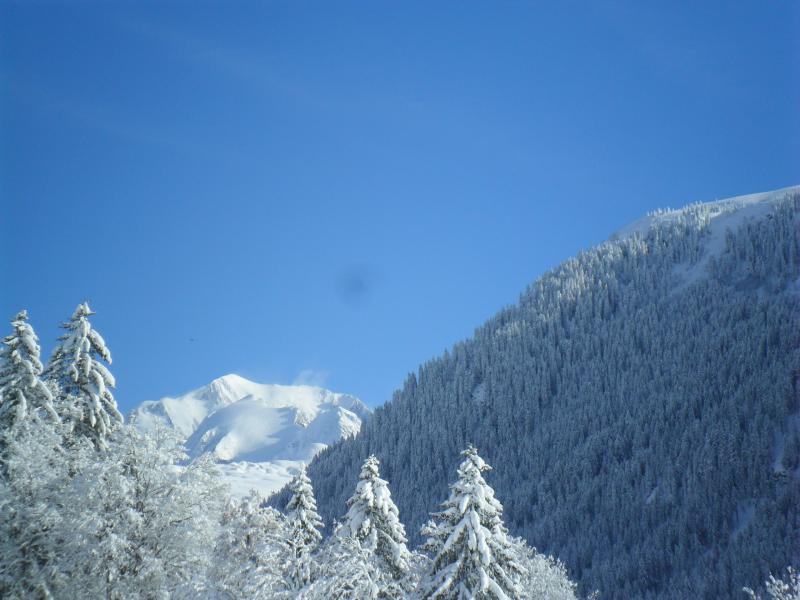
[2,2,798,413]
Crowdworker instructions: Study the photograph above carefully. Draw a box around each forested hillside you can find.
[282,189,800,599]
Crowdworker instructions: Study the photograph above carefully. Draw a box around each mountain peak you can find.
[130,376,370,497]
[211,372,250,385]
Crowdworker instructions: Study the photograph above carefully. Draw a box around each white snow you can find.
[612,185,800,290]
[218,460,309,498]
[130,374,370,497]
[612,185,799,241]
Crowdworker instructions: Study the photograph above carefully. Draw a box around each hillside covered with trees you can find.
[286,190,800,599]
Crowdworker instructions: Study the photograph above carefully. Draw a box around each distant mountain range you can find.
[131,374,370,497]
[271,186,800,599]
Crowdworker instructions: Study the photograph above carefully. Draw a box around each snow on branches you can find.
[45,303,122,449]
[0,310,58,438]
[420,445,523,600]
[1,305,586,600]
[285,465,324,589]
[340,455,412,580]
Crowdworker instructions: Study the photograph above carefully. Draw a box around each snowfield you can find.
[131,374,370,497]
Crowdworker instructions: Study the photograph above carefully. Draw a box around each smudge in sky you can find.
[337,265,377,307]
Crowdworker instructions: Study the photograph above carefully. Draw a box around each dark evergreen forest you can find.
[273,193,800,599]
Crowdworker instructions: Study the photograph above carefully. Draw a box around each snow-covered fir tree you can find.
[745,567,800,600]
[420,445,523,599]
[285,465,324,590]
[212,491,289,599]
[0,310,58,445]
[339,455,412,596]
[45,303,122,449]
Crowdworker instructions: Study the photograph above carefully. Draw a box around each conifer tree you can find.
[744,567,800,600]
[420,445,522,599]
[285,465,323,589]
[339,455,412,596]
[0,310,58,446]
[45,303,121,449]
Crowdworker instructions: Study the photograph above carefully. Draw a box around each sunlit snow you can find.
[131,374,370,496]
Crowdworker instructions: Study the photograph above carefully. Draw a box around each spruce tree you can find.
[45,303,122,449]
[0,310,58,443]
[285,465,323,589]
[339,455,412,595]
[420,445,522,599]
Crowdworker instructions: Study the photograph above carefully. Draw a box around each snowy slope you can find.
[614,185,800,290]
[131,374,370,497]
[613,185,799,241]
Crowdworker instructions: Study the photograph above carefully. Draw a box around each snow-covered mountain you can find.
[131,374,370,497]
[285,186,800,599]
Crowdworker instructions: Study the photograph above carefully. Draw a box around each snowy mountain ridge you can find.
[613,185,800,292]
[612,185,799,241]
[131,374,370,497]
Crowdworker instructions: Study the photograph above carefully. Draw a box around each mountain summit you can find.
[131,374,370,496]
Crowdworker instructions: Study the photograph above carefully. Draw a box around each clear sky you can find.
[2,2,798,413]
